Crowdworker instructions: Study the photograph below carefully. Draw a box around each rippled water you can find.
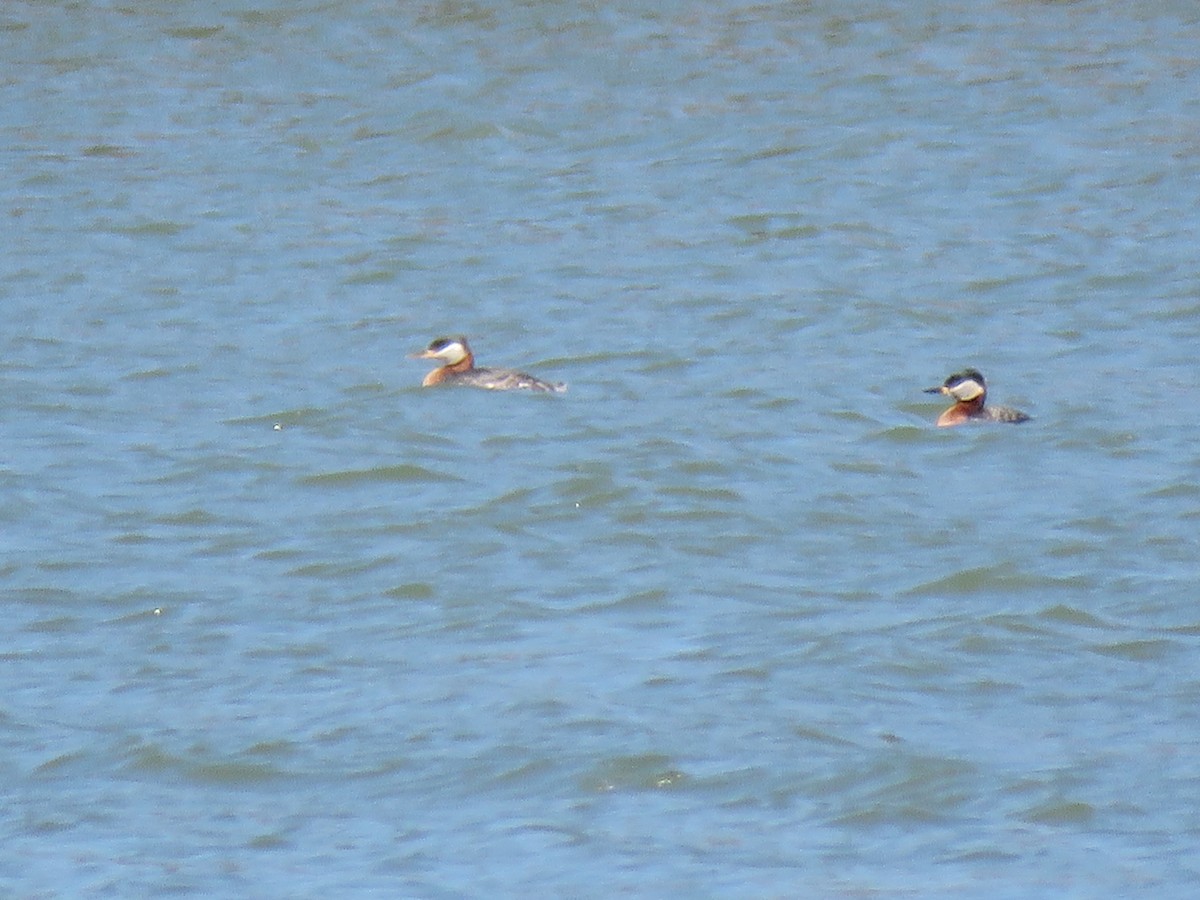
[4,0,1200,896]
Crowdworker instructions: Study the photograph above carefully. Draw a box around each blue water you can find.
[3,0,1200,896]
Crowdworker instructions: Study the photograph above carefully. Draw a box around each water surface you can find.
[3,0,1200,896]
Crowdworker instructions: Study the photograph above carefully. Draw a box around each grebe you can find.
[924,369,1029,427]
[412,335,566,393]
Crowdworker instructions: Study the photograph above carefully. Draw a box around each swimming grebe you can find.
[924,369,1029,427]
[412,335,566,393]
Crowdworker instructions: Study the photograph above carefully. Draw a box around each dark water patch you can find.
[244,635,334,660]
[64,381,112,398]
[111,531,154,545]
[163,25,224,40]
[1038,604,1109,628]
[791,725,859,749]
[1055,429,1139,457]
[480,757,560,793]
[25,615,82,634]
[675,459,733,477]
[904,566,1092,598]
[821,752,977,829]
[1145,480,1200,500]
[963,271,1056,295]
[300,464,460,487]
[226,409,323,428]
[81,143,134,158]
[124,742,288,785]
[966,678,1021,697]
[97,218,190,238]
[501,821,587,851]
[154,508,222,528]
[32,749,96,778]
[727,212,821,242]
[247,831,290,850]
[415,2,497,27]
[1045,539,1104,560]
[874,424,932,443]
[288,555,400,580]
[956,629,1025,657]
[872,650,956,684]
[235,8,296,26]
[342,267,402,285]
[386,582,436,601]
[1020,799,1096,827]
[1152,301,1200,323]
[575,529,664,556]
[714,664,770,682]
[552,478,634,507]
[578,588,669,613]
[190,760,286,785]
[1088,639,1176,662]
[827,408,882,432]
[737,143,808,164]
[469,486,540,512]
[415,118,507,143]
[1083,270,1164,292]
[810,492,869,522]
[1063,515,1123,536]
[976,613,1056,638]
[36,558,99,574]
[110,607,166,625]
[6,587,77,606]
[582,754,688,793]
[643,507,737,525]
[253,547,304,563]
[657,484,742,503]
[639,355,697,375]
[829,457,894,476]
[719,388,800,411]
[120,367,173,381]
[944,846,1021,864]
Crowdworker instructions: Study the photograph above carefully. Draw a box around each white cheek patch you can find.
[435,342,465,362]
[951,379,984,401]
